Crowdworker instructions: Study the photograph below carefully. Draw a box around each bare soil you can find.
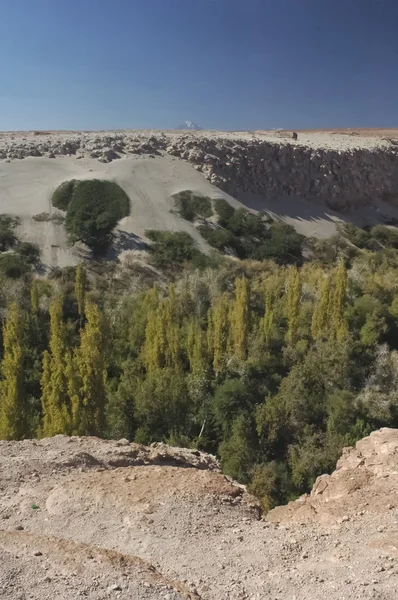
[1,432,398,599]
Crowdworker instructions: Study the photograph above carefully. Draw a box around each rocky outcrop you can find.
[268,427,398,524]
[1,131,398,212]
[164,136,398,211]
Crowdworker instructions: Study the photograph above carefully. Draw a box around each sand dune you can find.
[0,153,344,269]
[1,129,398,269]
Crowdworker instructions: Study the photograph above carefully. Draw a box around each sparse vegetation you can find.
[199,205,304,265]
[341,222,398,251]
[33,212,65,224]
[173,190,213,221]
[145,230,209,270]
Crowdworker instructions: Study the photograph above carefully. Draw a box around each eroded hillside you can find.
[1,429,398,599]
[1,129,398,269]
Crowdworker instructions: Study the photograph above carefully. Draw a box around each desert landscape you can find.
[1,128,398,269]
[2,129,398,600]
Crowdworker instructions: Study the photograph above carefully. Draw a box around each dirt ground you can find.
[1,432,398,599]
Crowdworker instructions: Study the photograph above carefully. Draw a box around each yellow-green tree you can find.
[286,267,301,343]
[211,294,230,373]
[262,291,274,345]
[187,319,208,373]
[0,303,26,440]
[311,276,331,340]
[75,263,87,322]
[142,288,182,372]
[229,277,249,360]
[73,301,107,435]
[330,263,348,341]
[41,296,72,436]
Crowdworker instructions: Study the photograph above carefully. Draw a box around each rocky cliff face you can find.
[2,130,398,213]
[165,136,398,211]
[268,427,398,524]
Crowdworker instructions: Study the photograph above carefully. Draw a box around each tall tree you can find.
[41,296,71,436]
[262,291,274,345]
[229,277,250,360]
[0,303,26,440]
[73,301,108,435]
[75,263,87,323]
[211,294,230,374]
[286,267,301,343]
[311,276,331,340]
[330,263,348,341]
[187,319,208,374]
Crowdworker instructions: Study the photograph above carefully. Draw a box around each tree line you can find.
[1,251,398,510]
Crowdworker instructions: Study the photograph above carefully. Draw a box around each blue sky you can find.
[0,0,397,130]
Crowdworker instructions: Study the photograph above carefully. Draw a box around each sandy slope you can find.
[1,129,398,269]
[0,153,343,270]
[0,155,241,269]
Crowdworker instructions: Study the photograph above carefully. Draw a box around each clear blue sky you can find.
[0,0,397,130]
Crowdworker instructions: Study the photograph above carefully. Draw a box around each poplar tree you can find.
[187,320,208,374]
[0,303,26,440]
[311,276,331,340]
[41,296,72,436]
[262,292,274,345]
[212,294,230,374]
[75,263,87,323]
[330,263,348,341]
[73,301,107,435]
[286,267,301,343]
[230,277,249,360]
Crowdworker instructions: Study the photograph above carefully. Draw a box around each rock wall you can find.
[165,136,398,212]
[2,131,398,212]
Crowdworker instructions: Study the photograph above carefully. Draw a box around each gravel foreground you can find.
[1,430,398,599]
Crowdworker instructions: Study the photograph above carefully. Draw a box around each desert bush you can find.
[33,212,65,224]
[0,215,19,251]
[173,191,213,221]
[214,198,235,227]
[52,180,77,210]
[52,179,130,252]
[145,230,206,270]
[17,242,41,267]
[0,253,30,278]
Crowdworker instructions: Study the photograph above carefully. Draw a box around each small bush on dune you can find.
[173,191,213,221]
[52,180,77,210]
[214,198,235,227]
[52,179,130,252]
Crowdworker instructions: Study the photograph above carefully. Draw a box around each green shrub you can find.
[17,242,41,266]
[33,212,65,224]
[0,215,19,251]
[253,223,304,265]
[52,180,77,210]
[173,191,213,221]
[0,253,29,278]
[198,225,242,255]
[214,198,235,227]
[52,179,130,252]
[145,230,206,270]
